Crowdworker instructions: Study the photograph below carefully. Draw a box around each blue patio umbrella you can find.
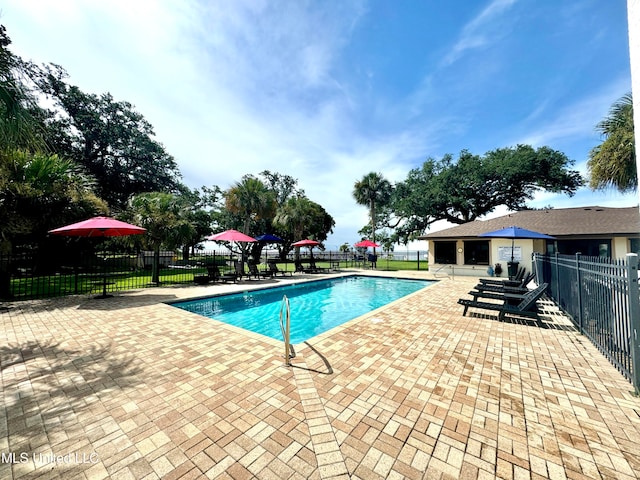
[255,233,284,266]
[255,233,284,243]
[479,225,555,262]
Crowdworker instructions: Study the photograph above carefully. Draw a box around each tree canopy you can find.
[390,145,584,243]
[31,64,183,211]
[273,196,335,259]
[0,25,339,265]
[224,175,278,235]
[587,93,636,193]
[124,192,194,284]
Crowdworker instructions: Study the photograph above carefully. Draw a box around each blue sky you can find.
[2,0,636,250]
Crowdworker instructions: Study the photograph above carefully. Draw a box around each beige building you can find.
[420,206,640,277]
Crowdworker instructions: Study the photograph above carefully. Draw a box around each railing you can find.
[2,249,431,301]
[2,251,236,300]
[433,264,454,279]
[279,295,293,366]
[534,252,640,393]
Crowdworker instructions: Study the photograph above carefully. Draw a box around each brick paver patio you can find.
[1,270,639,479]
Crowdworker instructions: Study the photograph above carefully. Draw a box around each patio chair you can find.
[479,268,527,287]
[248,262,271,279]
[309,259,330,273]
[457,283,548,321]
[207,265,236,283]
[267,263,292,277]
[475,272,535,293]
[465,285,536,305]
[234,260,248,280]
[295,259,318,273]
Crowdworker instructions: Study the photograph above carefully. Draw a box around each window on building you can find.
[557,239,611,258]
[434,241,456,264]
[630,238,640,255]
[463,241,489,265]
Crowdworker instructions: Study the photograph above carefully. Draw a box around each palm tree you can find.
[587,92,636,192]
[274,196,315,260]
[126,192,194,285]
[0,149,105,297]
[274,196,335,260]
[353,172,392,251]
[0,26,47,152]
[225,176,277,233]
[224,176,276,267]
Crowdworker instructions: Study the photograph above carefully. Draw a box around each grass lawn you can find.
[9,259,429,300]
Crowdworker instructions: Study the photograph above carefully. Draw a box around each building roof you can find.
[420,206,640,239]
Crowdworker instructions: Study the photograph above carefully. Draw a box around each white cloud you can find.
[441,0,518,67]
[2,0,634,251]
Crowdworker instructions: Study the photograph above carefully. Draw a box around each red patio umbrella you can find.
[354,239,380,268]
[49,216,146,237]
[291,239,320,247]
[49,216,146,298]
[354,239,380,248]
[208,230,257,275]
[291,239,320,262]
[207,229,257,243]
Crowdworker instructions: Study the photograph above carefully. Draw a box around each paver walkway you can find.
[1,271,639,479]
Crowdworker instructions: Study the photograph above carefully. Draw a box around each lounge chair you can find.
[248,263,271,279]
[474,272,535,293]
[207,265,236,283]
[234,261,247,280]
[479,268,527,287]
[465,285,535,305]
[309,259,330,273]
[267,263,292,277]
[295,259,318,273]
[457,283,548,321]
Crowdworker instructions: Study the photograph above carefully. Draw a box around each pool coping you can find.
[165,273,439,347]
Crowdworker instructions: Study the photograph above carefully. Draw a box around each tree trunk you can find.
[370,200,377,255]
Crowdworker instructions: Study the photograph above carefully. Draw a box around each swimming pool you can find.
[172,275,433,343]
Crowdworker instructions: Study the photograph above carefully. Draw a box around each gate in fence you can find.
[533,252,640,393]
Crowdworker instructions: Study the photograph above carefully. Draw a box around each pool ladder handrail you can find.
[279,295,293,366]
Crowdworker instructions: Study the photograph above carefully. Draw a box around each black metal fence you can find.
[0,250,362,301]
[533,252,640,392]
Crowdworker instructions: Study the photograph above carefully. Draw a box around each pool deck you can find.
[1,270,640,479]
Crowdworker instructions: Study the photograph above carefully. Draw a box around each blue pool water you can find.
[172,275,433,343]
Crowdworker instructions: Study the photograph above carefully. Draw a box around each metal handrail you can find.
[433,264,453,279]
[279,295,292,366]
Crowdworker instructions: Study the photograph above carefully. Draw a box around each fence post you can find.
[417,251,420,271]
[575,253,583,333]
[554,252,560,301]
[627,253,640,395]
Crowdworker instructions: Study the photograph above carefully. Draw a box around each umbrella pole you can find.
[95,256,113,299]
